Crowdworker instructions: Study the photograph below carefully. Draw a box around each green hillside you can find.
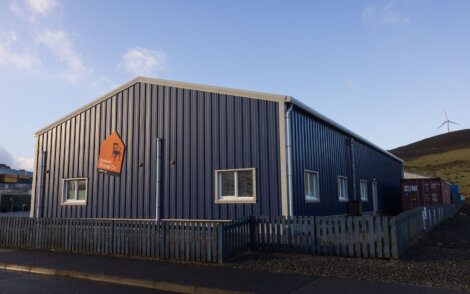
[404,148,470,197]
[390,130,470,198]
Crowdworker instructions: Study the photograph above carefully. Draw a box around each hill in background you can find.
[390,129,470,197]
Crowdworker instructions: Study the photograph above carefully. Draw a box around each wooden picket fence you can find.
[252,215,394,258]
[0,203,461,262]
[391,203,461,257]
[219,218,252,261]
[249,203,460,259]
[0,218,223,263]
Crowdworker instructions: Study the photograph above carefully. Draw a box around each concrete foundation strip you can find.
[0,263,250,294]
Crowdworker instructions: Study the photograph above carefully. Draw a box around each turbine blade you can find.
[449,121,460,125]
[437,122,447,129]
[445,109,449,120]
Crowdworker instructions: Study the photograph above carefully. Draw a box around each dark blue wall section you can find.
[290,107,351,216]
[35,82,282,219]
[290,107,402,216]
[354,141,403,214]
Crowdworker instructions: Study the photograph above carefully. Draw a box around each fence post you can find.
[218,223,225,263]
[249,216,257,250]
[390,218,399,259]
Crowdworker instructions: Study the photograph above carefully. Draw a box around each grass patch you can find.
[405,148,470,197]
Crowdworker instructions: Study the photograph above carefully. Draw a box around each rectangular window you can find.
[360,180,368,201]
[304,170,320,202]
[337,176,348,202]
[215,168,256,203]
[62,178,87,204]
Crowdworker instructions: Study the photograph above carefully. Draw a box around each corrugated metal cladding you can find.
[290,107,402,216]
[353,141,402,214]
[34,82,282,219]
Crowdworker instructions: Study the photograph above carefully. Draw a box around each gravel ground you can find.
[222,203,470,292]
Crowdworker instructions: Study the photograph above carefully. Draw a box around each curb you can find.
[0,263,250,294]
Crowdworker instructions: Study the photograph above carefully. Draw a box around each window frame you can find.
[360,179,368,202]
[61,178,88,205]
[337,176,349,202]
[214,168,257,204]
[304,170,320,203]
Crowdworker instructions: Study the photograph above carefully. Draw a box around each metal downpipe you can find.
[286,104,294,217]
[156,138,162,221]
[36,151,46,219]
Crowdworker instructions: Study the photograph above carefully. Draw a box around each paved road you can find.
[0,269,169,294]
[0,249,466,294]
[292,277,466,294]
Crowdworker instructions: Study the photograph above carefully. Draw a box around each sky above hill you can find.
[0,0,469,170]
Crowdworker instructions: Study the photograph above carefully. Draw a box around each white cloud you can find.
[120,47,167,76]
[0,31,41,72]
[362,1,410,27]
[36,30,93,82]
[10,0,60,20]
[91,75,118,95]
[26,0,59,15]
[0,146,34,171]
[13,157,34,171]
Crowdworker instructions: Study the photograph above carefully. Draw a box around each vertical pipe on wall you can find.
[155,137,162,221]
[285,104,294,217]
[349,138,357,201]
[36,151,46,219]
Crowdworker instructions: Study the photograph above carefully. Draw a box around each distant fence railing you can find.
[0,203,461,263]
[391,203,461,257]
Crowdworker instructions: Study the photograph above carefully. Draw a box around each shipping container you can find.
[450,184,462,204]
[401,178,451,211]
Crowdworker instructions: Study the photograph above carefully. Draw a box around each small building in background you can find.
[403,171,431,179]
[0,164,33,212]
[31,77,403,220]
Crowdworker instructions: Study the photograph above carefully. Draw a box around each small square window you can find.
[304,170,320,202]
[215,168,256,203]
[337,176,348,202]
[360,180,368,201]
[63,178,87,205]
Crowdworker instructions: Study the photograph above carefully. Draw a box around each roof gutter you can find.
[287,97,403,163]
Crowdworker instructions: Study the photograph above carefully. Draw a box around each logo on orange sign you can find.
[97,131,125,176]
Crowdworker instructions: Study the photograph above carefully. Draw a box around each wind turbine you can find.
[437,109,460,133]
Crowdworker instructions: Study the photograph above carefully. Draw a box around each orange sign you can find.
[97,131,125,176]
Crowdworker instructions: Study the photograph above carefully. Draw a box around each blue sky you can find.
[0,0,469,170]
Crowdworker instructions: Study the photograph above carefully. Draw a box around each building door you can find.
[372,181,378,214]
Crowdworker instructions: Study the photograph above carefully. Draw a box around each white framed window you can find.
[214,168,256,203]
[337,176,348,202]
[62,178,87,205]
[360,180,368,201]
[304,170,320,202]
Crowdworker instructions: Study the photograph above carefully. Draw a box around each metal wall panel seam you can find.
[30,136,39,218]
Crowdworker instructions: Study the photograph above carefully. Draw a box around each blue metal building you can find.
[31,77,403,220]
